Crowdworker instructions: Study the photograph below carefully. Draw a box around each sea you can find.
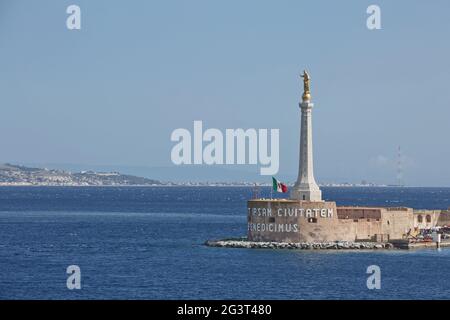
[0,186,449,300]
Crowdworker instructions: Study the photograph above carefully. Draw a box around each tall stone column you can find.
[290,70,322,201]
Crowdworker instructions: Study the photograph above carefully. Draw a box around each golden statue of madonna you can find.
[301,70,311,102]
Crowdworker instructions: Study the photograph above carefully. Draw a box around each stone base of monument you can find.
[205,238,394,250]
[247,199,355,243]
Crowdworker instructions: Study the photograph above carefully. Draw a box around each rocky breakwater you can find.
[205,238,394,250]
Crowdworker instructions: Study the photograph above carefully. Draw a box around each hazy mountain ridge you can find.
[0,163,162,186]
[0,163,387,187]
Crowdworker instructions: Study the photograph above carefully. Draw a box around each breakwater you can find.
[205,238,394,250]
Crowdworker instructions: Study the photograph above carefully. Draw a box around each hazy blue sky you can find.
[1,0,450,185]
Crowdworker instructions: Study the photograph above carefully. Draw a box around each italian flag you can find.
[272,177,288,193]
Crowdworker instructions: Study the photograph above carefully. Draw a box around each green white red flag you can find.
[272,177,288,193]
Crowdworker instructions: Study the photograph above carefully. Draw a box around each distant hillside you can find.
[0,164,162,186]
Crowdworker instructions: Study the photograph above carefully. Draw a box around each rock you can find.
[204,238,393,250]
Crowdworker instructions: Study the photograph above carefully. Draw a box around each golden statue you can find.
[301,70,311,102]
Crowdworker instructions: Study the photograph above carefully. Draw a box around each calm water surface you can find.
[0,186,449,299]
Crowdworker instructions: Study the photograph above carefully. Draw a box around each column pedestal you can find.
[290,99,322,201]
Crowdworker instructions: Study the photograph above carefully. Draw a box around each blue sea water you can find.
[0,186,450,300]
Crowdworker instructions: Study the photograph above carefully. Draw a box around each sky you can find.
[0,0,450,186]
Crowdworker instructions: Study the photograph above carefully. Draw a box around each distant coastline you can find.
[0,163,161,187]
[0,163,416,187]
